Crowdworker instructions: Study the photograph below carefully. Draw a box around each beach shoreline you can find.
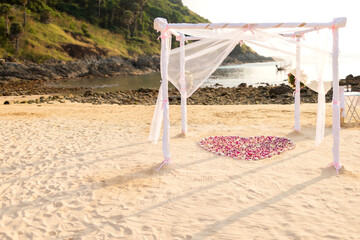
[0,84,332,106]
[0,102,359,239]
[1,73,358,106]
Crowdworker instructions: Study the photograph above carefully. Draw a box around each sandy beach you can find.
[0,101,359,239]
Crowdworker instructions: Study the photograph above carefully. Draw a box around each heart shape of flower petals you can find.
[198,136,295,160]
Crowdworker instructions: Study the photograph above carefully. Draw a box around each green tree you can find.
[0,4,12,35]
[106,0,117,28]
[138,0,147,24]
[122,10,133,31]
[10,22,23,53]
[131,2,140,36]
[18,0,28,27]
[40,8,52,24]
[98,0,102,18]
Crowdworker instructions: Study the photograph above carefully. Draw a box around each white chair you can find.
[344,91,360,123]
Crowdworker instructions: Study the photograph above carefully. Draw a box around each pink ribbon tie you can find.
[329,24,336,33]
[244,25,254,35]
[161,99,168,110]
[158,25,170,40]
[158,32,168,40]
[156,158,171,171]
[293,90,300,97]
[328,162,342,174]
[332,100,339,105]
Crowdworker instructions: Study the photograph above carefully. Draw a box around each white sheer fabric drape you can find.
[295,37,301,131]
[150,26,334,146]
[148,31,171,149]
[179,33,187,134]
[248,29,333,145]
[168,30,245,97]
[150,30,245,143]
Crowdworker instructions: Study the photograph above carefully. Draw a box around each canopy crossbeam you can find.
[155,18,346,32]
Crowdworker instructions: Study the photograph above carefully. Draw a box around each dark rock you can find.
[84,90,94,97]
[340,74,360,91]
[135,55,152,69]
[269,84,292,95]
[134,55,160,71]
[61,43,108,60]
[4,55,15,62]
[137,88,152,93]
[0,56,159,82]
[346,74,354,80]
[169,95,180,102]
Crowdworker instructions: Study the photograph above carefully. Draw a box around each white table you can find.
[344,92,360,123]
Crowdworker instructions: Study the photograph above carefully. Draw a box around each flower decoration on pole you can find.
[288,73,305,88]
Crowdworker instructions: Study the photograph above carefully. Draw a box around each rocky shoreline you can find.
[0,44,272,83]
[1,58,359,106]
[5,84,333,106]
[0,55,160,82]
[3,75,360,106]
[72,84,332,105]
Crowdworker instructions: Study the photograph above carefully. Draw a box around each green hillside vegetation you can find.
[0,0,209,63]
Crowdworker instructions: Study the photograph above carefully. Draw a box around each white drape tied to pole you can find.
[149,86,163,143]
[160,30,171,163]
[314,29,329,146]
[339,86,345,117]
[150,18,172,169]
[168,30,245,97]
[179,33,187,134]
[150,29,245,143]
[316,78,326,146]
[294,37,301,131]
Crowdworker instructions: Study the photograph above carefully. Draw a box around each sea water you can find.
[51,56,360,92]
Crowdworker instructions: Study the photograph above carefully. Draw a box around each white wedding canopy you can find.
[149,17,347,172]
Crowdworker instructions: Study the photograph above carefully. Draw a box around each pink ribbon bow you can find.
[161,99,168,110]
[329,24,336,33]
[158,26,170,40]
[180,86,187,93]
[293,89,300,97]
[328,162,342,174]
[156,158,171,171]
[244,24,254,35]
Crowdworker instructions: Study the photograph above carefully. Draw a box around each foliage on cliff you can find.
[0,0,208,63]
[0,0,269,66]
